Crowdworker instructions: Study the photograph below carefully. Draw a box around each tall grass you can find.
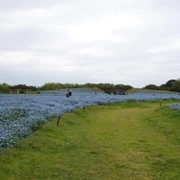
[0,100,179,180]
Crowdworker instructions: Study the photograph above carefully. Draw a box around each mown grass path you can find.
[0,100,180,180]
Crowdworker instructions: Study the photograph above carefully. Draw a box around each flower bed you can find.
[0,91,180,150]
[169,103,180,110]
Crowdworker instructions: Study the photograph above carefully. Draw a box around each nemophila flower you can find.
[0,92,180,149]
[170,103,180,110]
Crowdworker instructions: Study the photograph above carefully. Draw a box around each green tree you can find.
[143,84,159,90]
[159,84,168,91]
[165,79,176,90]
[170,81,180,92]
[0,83,10,93]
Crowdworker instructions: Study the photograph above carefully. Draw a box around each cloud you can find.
[0,0,180,87]
[145,38,180,53]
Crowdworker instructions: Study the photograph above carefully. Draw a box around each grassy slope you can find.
[132,88,179,94]
[0,100,180,180]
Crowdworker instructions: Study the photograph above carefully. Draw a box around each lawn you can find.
[0,100,180,180]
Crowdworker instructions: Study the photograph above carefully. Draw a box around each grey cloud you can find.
[0,27,44,52]
[151,0,180,11]
[0,0,74,10]
[0,0,180,87]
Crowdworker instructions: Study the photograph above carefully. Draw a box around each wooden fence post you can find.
[57,115,61,126]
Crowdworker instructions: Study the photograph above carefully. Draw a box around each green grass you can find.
[131,88,179,94]
[0,100,180,180]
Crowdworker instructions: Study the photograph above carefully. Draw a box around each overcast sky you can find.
[0,0,180,88]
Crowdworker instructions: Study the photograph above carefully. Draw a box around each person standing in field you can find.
[66,89,72,97]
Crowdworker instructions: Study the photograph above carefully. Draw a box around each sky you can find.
[0,0,180,88]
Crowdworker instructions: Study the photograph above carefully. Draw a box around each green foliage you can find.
[143,78,180,92]
[170,81,180,92]
[29,86,38,92]
[1,77,180,93]
[39,82,133,93]
[143,84,159,90]
[0,83,10,93]
[159,84,169,91]
[40,82,82,90]
[165,79,177,88]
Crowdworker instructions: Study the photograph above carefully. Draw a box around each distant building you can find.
[9,84,31,94]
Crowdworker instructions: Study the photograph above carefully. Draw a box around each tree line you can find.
[143,79,180,92]
[0,82,132,94]
[1,78,180,94]
[39,83,133,94]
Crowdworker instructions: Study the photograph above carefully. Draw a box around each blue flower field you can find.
[0,89,180,150]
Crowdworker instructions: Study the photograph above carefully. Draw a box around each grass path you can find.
[0,100,180,180]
